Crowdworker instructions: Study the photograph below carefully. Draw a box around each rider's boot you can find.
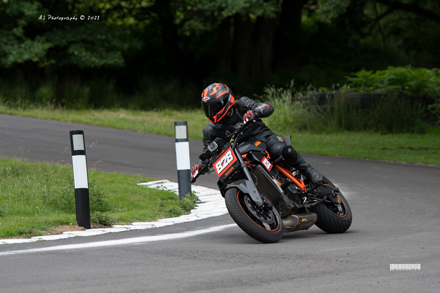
[283,147,323,185]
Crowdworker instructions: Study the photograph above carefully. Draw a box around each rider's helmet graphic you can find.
[201,83,235,124]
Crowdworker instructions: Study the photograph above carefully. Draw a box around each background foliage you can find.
[1,0,439,128]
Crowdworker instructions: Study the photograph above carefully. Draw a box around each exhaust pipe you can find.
[283,212,317,233]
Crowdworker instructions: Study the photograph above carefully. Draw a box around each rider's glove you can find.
[243,110,258,123]
[191,164,201,180]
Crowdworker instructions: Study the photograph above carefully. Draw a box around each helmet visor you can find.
[202,97,228,121]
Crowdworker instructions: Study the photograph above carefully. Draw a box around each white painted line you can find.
[0,224,237,256]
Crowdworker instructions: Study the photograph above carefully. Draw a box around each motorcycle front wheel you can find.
[225,188,283,243]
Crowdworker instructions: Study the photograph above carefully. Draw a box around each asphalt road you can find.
[1,114,439,292]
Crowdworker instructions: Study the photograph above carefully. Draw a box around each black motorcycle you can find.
[191,120,352,243]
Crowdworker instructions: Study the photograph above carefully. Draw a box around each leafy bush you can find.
[89,181,112,214]
[263,77,432,134]
[180,193,200,212]
[344,66,440,97]
[91,212,115,226]
[429,102,440,126]
[344,66,440,125]
[263,80,300,133]
[263,67,440,133]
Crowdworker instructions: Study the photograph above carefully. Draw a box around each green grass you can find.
[1,105,439,166]
[0,158,197,238]
[0,106,207,140]
[285,132,440,166]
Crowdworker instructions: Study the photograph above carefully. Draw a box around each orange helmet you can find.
[201,83,235,124]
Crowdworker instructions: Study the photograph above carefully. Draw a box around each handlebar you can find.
[191,119,255,184]
[229,119,254,146]
[190,161,210,183]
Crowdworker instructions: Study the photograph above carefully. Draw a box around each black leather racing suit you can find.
[200,96,287,162]
[197,96,323,184]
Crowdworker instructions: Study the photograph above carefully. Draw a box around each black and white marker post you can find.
[174,121,192,200]
[69,130,91,229]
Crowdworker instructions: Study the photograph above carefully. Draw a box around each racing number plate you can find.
[213,147,237,178]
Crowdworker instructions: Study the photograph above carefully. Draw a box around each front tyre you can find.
[312,177,352,233]
[225,188,283,243]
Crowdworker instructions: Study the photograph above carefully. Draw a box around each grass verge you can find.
[0,158,197,239]
[0,106,207,140]
[1,105,439,166]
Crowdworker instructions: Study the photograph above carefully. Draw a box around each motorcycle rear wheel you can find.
[312,177,352,233]
[225,188,283,243]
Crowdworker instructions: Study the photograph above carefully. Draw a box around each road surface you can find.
[1,114,439,292]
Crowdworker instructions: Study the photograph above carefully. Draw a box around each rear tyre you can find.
[311,177,352,233]
[225,188,283,243]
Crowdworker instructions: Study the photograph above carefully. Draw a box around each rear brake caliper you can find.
[329,187,342,204]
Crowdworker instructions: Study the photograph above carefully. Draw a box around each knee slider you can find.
[283,146,298,162]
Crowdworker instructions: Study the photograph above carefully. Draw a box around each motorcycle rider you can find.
[191,82,323,185]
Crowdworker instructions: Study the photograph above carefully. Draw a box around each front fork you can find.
[224,147,266,207]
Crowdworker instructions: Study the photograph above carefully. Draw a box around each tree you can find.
[364,0,440,67]
[374,0,440,24]
[314,0,440,68]
[152,0,183,77]
[0,1,52,68]
[274,0,309,70]
[0,0,140,70]
[181,0,279,78]
[3,0,439,85]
